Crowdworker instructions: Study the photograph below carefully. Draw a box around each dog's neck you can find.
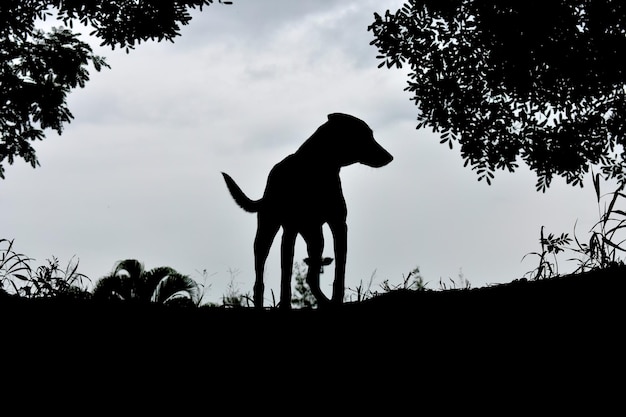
[291,148,347,172]
[295,129,355,169]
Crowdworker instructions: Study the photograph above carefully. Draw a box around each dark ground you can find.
[2,265,623,411]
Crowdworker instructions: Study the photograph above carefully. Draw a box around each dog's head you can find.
[324,113,393,168]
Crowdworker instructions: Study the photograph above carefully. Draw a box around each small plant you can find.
[23,256,90,299]
[522,226,572,280]
[150,270,201,306]
[194,268,217,307]
[93,259,199,306]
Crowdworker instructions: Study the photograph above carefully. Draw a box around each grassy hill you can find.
[2,265,622,409]
[3,264,622,344]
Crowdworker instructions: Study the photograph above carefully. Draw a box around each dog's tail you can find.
[221,172,261,213]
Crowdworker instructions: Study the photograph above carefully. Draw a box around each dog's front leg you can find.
[279,228,297,310]
[253,217,279,309]
[330,222,347,305]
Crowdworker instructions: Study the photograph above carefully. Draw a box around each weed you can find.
[194,268,217,306]
[438,268,472,290]
[522,226,572,279]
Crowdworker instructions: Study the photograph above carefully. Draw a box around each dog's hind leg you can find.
[329,221,347,305]
[253,216,279,309]
[301,226,330,306]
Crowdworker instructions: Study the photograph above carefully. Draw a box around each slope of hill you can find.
[2,266,622,408]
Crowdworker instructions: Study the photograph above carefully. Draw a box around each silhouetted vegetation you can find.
[2,226,624,311]
[0,239,90,299]
[523,175,626,279]
[0,244,359,309]
[93,259,201,306]
[346,266,426,302]
[370,1,626,191]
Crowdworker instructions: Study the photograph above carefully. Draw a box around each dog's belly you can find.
[270,194,346,228]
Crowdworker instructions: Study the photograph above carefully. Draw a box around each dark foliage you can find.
[0,0,231,178]
[370,0,626,190]
[93,259,200,305]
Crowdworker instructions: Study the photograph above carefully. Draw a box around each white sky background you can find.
[1,0,618,304]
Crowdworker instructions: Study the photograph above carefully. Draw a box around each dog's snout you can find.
[379,147,393,165]
[362,140,393,168]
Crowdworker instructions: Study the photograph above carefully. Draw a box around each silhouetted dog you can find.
[222,113,393,309]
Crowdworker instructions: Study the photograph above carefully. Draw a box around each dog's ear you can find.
[327,113,364,125]
[328,113,352,121]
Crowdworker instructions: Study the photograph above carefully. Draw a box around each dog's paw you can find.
[303,257,334,273]
[303,257,334,266]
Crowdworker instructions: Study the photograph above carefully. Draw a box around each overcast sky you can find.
[1,0,617,304]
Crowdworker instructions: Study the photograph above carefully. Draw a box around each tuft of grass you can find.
[347,266,426,302]
[438,268,472,290]
[380,266,426,292]
[348,270,378,303]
